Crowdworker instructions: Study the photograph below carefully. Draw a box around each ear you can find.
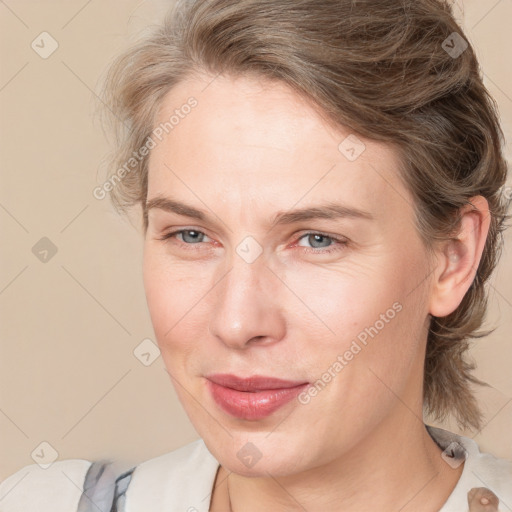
[428,196,491,318]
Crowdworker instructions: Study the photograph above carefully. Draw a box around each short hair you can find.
[101,0,509,431]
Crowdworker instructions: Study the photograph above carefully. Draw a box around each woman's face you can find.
[143,73,434,476]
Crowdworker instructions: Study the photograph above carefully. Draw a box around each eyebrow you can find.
[145,196,374,228]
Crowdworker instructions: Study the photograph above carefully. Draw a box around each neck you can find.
[223,412,463,512]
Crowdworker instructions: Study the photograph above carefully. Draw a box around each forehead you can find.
[147,73,414,223]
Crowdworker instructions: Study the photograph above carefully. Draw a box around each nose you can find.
[208,253,286,350]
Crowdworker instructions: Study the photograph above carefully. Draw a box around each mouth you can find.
[205,373,310,420]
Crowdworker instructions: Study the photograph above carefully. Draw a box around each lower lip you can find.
[207,380,309,420]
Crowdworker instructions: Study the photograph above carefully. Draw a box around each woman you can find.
[1,0,510,510]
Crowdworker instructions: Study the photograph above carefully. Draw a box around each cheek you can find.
[143,251,188,347]
[142,248,215,365]
[348,276,428,397]
[143,237,429,372]
[284,251,429,384]
[279,261,402,342]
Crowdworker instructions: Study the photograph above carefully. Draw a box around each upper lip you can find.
[206,374,309,392]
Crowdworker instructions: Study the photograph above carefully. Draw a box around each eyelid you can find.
[295,230,348,243]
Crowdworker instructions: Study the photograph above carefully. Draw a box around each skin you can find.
[142,72,490,512]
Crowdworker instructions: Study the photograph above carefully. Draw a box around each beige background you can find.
[0,0,511,479]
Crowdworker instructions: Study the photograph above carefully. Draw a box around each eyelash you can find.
[157,229,348,255]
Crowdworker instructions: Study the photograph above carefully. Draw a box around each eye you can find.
[158,229,348,255]
[158,229,213,246]
[295,232,347,254]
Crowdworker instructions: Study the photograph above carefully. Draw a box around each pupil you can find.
[184,230,201,243]
[311,234,329,248]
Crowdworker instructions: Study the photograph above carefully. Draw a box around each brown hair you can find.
[101,0,509,431]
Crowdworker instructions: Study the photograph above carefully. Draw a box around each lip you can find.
[206,374,309,420]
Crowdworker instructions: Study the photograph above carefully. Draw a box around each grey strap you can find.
[77,460,135,512]
[111,468,135,512]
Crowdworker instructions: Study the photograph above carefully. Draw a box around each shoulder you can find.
[126,438,220,512]
[0,440,220,512]
[427,425,512,511]
[0,458,92,511]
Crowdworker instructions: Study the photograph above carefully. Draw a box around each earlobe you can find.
[428,196,490,318]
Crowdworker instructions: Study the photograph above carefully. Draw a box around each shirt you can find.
[1,425,511,511]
